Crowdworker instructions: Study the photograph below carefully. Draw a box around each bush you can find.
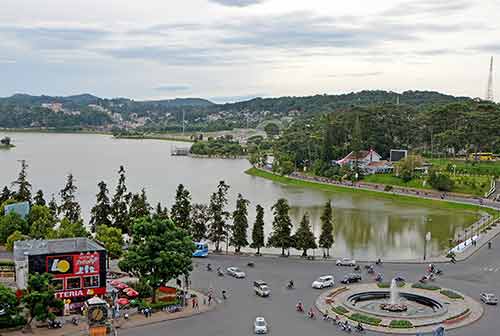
[389,320,413,328]
[0,315,26,329]
[349,313,381,326]
[332,306,348,315]
[440,290,463,299]
[377,281,405,288]
[384,185,393,192]
[411,283,441,291]
[428,170,454,191]
[126,280,154,299]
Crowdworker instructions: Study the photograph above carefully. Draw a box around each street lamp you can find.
[424,218,432,261]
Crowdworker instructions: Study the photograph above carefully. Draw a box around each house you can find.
[336,149,382,167]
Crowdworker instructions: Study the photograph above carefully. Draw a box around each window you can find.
[51,278,64,291]
[84,275,99,288]
[66,277,81,290]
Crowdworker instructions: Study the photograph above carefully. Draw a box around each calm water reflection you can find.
[0,132,478,259]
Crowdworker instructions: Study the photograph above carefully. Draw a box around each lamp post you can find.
[424,231,431,261]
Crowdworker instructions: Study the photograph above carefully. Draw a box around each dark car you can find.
[341,273,362,284]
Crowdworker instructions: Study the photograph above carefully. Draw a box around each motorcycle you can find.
[71,316,79,326]
[307,311,316,320]
[433,269,443,276]
[217,268,224,277]
[296,304,304,313]
[206,264,212,271]
[287,281,294,289]
[375,258,383,265]
[340,321,352,332]
[355,324,364,333]
[354,265,361,272]
[375,273,383,282]
[222,290,227,300]
[247,262,255,267]
[48,320,62,329]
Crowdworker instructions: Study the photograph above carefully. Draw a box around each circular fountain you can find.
[379,279,408,312]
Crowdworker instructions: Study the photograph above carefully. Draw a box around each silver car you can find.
[336,258,356,266]
[226,266,246,278]
[481,293,498,305]
[254,317,268,334]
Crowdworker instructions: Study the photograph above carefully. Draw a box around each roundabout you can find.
[316,280,484,334]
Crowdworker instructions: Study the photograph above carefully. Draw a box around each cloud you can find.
[474,43,500,53]
[328,72,383,78]
[210,93,267,103]
[208,0,264,7]
[383,0,471,17]
[153,84,192,92]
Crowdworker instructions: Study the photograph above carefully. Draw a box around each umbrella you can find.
[116,298,130,306]
[124,289,139,298]
[110,280,122,286]
[114,282,129,290]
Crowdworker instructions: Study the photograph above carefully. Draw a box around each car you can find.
[341,273,362,284]
[336,258,356,266]
[226,266,246,278]
[312,275,335,289]
[481,293,498,305]
[254,317,268,334]
[254,280,271,297]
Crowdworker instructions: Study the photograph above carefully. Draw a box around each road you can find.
[120,235,500,336]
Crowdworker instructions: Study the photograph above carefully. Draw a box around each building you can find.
[336,149,382,167]
[14,238,107,302]
[4,201,30,219]
[41,103,63,113]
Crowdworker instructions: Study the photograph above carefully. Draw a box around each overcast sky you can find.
[0,0,498,102]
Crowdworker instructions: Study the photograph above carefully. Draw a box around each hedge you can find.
[0,315,26,329]
[411,283,441,291]
[349,313,382,326]
[332,306,348,315]
[389,320,413,328]
[440,290,463,299]
[377,281,405,288]
[0,259,14,266]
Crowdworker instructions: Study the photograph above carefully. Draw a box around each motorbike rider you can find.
[308,307,315,319]
[356,322,364,331]
[296,300,304,312]
[206,263,212,271]
[222,290,227,299]
[288,280,294,288]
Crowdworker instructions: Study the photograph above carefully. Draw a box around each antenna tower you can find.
[486,56,494,101]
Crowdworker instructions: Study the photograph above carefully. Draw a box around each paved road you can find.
[120,235,500,336]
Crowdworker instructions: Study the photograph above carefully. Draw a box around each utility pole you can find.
[182,110,185,136]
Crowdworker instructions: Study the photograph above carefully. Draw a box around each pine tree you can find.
[190,203,209,242]
[111,166,131,233]
[171,184,192,230]
[129,189,151,220]
[59,173,81,223]
[48,195,58,218]
[231,194,250,253]
[251,204,265,255]
[267,198,293,256]
[351,115,362,178]
[318,200,334,257]
[207,181,230,252]
[33,190,46,206]
[11,160,32,203]
[89,181,112,232]
[154,202,169,220]
[0,186,12,205]
[293,213,317,257]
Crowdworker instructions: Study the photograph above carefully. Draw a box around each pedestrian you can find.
[488,241,492,249]
[192,297,196,309]
[208,294,212,305]
[195,298,199,310]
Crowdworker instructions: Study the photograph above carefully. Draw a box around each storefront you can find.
[14,238,107,302]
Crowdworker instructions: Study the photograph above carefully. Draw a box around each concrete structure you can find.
[337,149,382,167]
[14,238,106,302]
[4,201,30,219]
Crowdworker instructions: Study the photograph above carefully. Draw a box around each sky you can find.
[0,0,499,103]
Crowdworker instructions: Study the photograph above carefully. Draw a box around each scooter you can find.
[48,320,63,329]
[354,265,361,272]
[217,269,224,277]
[375,273,383,282]
[296,304,304,313]
[287,281,294,289]
[206,264,212,271]
[71,316,79,326]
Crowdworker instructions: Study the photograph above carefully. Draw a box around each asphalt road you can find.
[121,237,500,336]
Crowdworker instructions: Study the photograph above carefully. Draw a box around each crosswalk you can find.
[483,266,500,272]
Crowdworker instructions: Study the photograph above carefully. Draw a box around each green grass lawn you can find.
[428,159,500,177]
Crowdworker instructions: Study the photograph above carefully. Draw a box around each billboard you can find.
[390,149,408,162]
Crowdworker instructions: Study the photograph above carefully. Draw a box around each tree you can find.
[153,202,169,220]
[118,217,195,303]
[58,173,81,223]
[428,169,455,192]
[28,205,56,239]
[89,181,112,232]
[396,155,423,182]
[33,190,46,206]
[49,218,88,239]
[47,195,58,218]
[0,212,28,243]
[0,283,24,329]
[351,115,362,177]
[0,186,12,205]
[190,203,209,242]
[267,198,293,256]
[11,160,31,203]
[22,273,64,326]
[6,230,28,251]
[293,213,317,257]
[264,122,280,138]
[231,194,250,253]
[207,181,230,252]
[129,189,151,220]
[318,201,334,257]
[171,184,192,230]
[111,166,131,233]
[251,204,265,255]
[96,225,124,268]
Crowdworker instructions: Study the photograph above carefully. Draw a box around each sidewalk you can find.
[1,291,216,336]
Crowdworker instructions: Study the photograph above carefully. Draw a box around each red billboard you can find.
[47,252,100,276]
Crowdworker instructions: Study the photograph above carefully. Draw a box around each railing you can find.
[486,178,496,198]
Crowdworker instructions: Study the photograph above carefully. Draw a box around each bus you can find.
[193,242,209,257]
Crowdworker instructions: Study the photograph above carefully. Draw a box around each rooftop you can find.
[13,238,105,261]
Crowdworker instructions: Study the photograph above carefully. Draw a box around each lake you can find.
[0,132,479,259]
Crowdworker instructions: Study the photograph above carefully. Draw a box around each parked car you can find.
[254,280,271,297]
[254,317,268,334]
[226,266,246,278]
[312,275,335,289]
[341,273,362,284]
[336,258,356,266]
[481,293,498,305]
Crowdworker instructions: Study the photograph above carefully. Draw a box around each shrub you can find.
[389,320,413,328]
[411,283,441,290]
[377,281,405,288]
[384,185,393,192]
[0,315,26,329]
[126,280,154,299]
[349,313,381,326]
[440,290,463,299]
[332,306,348,315]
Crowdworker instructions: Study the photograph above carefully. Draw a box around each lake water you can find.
[0,132,479,259]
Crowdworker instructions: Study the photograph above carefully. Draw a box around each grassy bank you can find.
[0,128,111,135]
[245,167,495,215]
[114,134,194,143]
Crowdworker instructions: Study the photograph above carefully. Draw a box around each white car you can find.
[336,258,356,266]
[226,267,246,278]
[312,275,335,289]
[254,317,268,334]
[481,293,498,305]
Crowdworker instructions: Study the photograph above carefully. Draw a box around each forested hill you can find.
[214,90,473,115]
